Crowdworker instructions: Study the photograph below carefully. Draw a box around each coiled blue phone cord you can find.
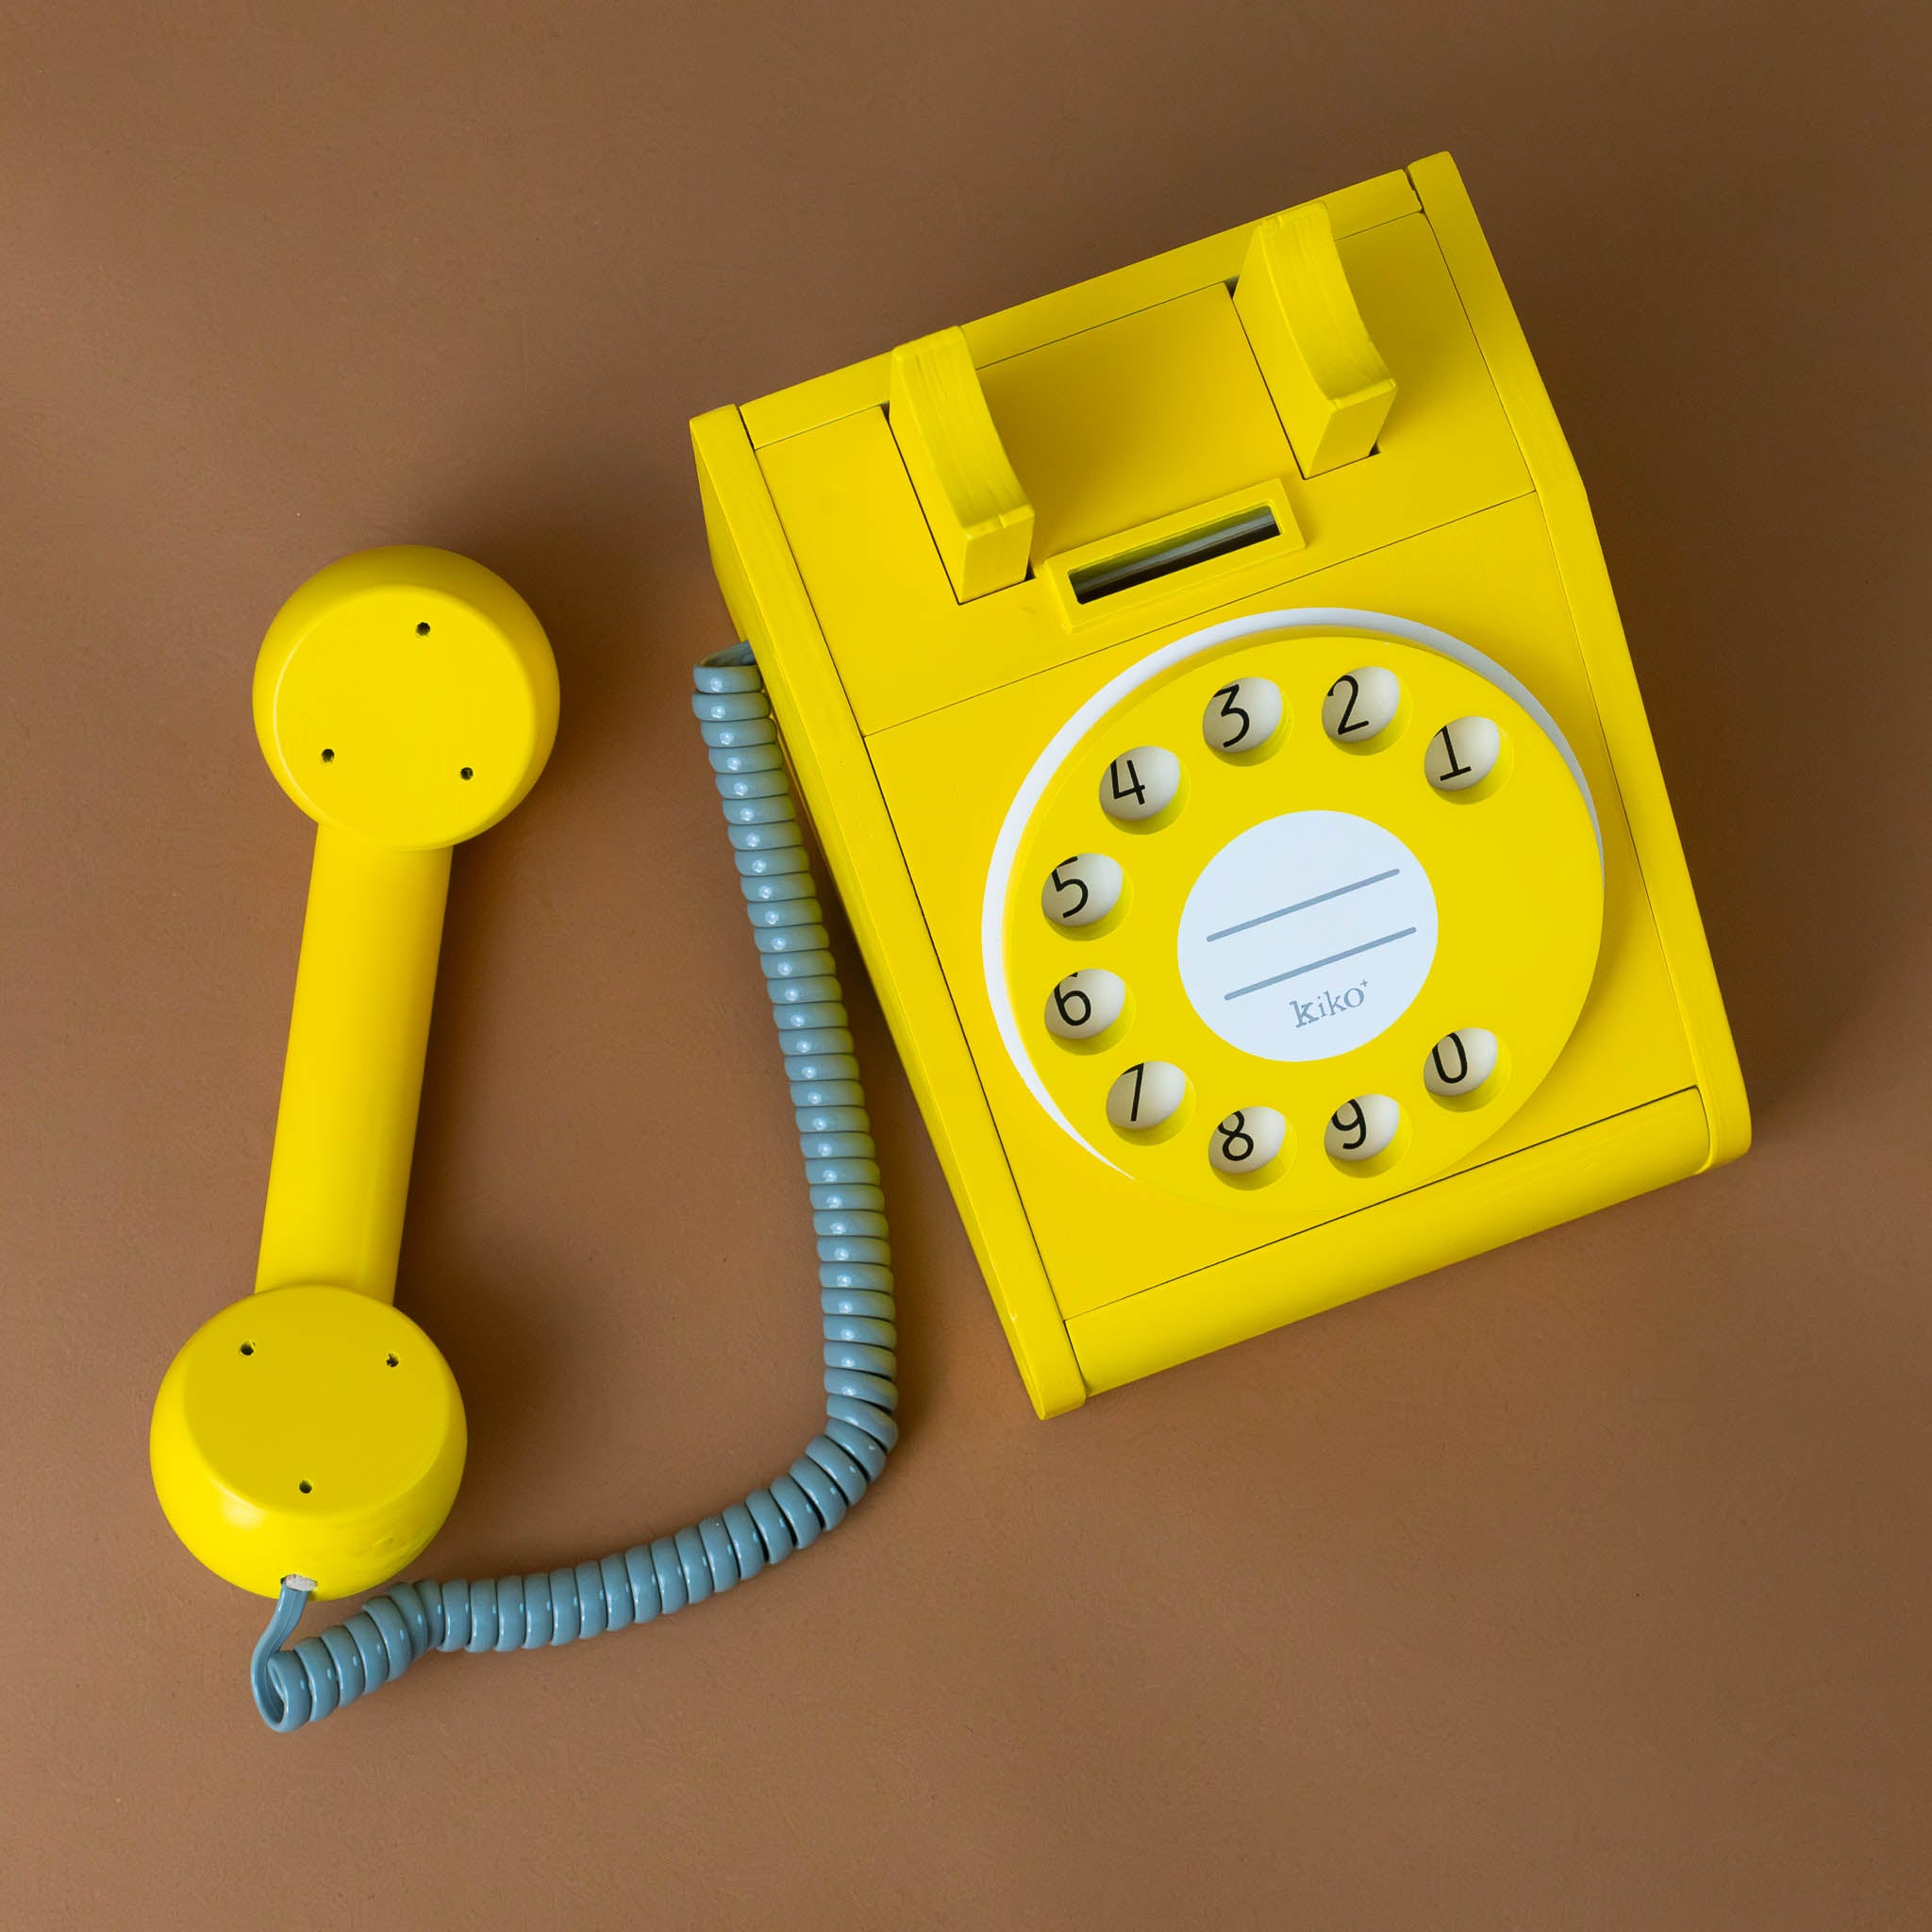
[248,643,899,1731]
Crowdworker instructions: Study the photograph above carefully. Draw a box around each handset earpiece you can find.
[150,546,558,1600]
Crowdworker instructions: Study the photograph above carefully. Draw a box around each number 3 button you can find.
[1202,678,1282,756]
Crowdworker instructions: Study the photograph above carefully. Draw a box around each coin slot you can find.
[1070,504,1279,605]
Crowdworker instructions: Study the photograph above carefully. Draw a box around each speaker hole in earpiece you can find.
[239,1342,255,1357]
[320,748,335,763]
[416,622,431,635]
[297,1480,312,1494]
[459,766,474,780]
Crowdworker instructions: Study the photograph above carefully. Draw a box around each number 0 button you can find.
[1424,1027,1500,1096]
[1041,852,1124,927]
[1100,745,1181,822]
[1107,1060,1188,1132]
[1044,969,1127,1041]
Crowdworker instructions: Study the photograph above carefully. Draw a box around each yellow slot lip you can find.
[1039,479,1305,628]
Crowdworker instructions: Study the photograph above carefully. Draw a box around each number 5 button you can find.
[1041,852,1124,927]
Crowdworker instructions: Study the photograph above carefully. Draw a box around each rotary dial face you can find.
[997,623,1605,1213]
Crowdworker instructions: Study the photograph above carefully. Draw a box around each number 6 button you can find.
[1044,969,1126,1041]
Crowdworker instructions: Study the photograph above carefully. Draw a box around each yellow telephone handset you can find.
[151,552,899,1730]
[150,547,559,1599]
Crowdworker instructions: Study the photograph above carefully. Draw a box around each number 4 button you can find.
[1100,745,1181,822]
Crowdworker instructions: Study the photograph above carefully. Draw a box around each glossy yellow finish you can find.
[151,1289,465,1599]
[696,153,1747,1416]
[888,328,1034,599]
[255,829,450,1304]
[253,544,558,850]
[1236,202,1396,475]
[152,548,557,1596]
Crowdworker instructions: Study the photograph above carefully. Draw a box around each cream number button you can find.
[1041,852,1124,927]
[1202,678,1283,754]
[1044,970,1127,1041]
[1208,1107,1286,1174]
[1424,1027,1500,1095]
[1325,1094,1402,1161]
[1107,1061,1187,1131]
[1099,745,1181,822]
[1322,666,1402,743]
[1425,716,1502,791]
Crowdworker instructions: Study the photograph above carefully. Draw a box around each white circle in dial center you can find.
[1176,810,1438,1062]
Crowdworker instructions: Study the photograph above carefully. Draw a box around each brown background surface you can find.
[4,3,1928,1926]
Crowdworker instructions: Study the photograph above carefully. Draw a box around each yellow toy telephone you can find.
[693,149,1747,1414]
[152,151,1745,1730]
